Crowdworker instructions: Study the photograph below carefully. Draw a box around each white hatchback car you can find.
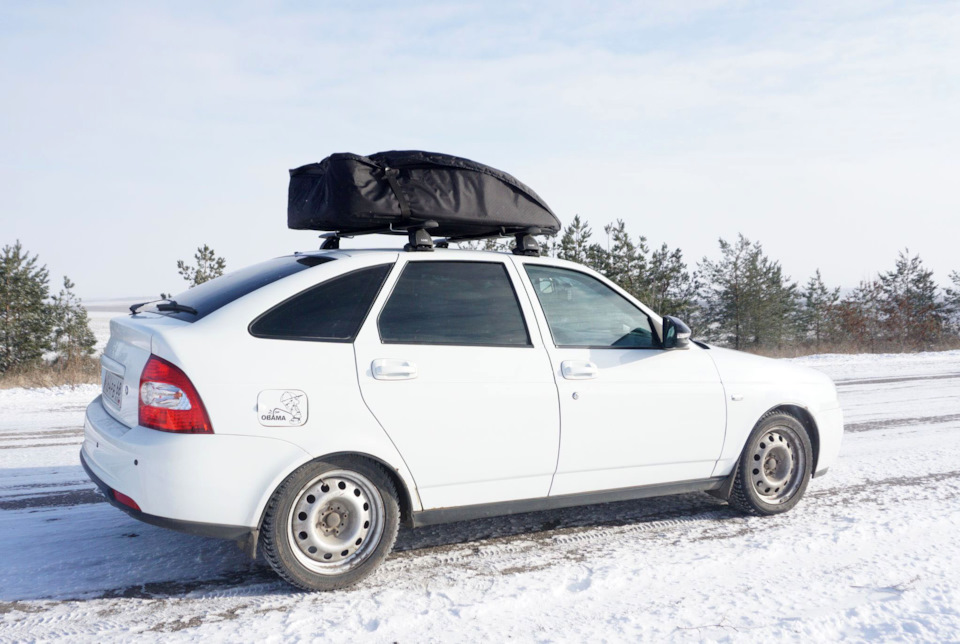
[82,248,843,590]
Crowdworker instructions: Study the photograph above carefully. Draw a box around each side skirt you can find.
[411,477,726,528]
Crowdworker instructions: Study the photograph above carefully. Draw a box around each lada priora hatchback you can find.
[81,248,843,590]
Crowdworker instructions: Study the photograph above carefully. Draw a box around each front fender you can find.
[706,347,841,477]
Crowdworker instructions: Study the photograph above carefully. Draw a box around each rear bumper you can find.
[80,448,251,542]
[81,395,311,539]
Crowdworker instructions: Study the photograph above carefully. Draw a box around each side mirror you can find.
[662,316,692,349]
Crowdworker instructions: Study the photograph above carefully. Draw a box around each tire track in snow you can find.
[379,468,960,577]
[66,467,960,601]
[835,372,960,387]
[0,489,103,511]
[845,413,960,433]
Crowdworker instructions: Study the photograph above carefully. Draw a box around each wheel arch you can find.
[252,450,417,548]
[711,402,821,503]
[320,451,417,528]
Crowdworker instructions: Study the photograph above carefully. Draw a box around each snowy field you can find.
[2,351,960,642]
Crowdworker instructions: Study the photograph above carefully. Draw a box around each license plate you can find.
[103,371,124,409]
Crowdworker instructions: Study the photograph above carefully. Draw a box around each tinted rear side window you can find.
[379,262,530,346]
[250,264,392,342]
[156,255,334,321]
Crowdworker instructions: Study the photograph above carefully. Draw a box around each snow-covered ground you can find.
[2,351,959,642]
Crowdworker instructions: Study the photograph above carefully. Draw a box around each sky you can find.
[1,0,958,300]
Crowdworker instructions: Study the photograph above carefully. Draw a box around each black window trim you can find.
[522,264,665,350]
[247,263,394,343]
[377,260,535,348]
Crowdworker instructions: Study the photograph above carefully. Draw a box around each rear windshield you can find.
[148,255,334,321]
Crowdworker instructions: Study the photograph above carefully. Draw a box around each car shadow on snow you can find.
[392,491,734,553]
[1,479,735,602]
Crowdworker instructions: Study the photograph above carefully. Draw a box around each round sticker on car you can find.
[257,390,308,427]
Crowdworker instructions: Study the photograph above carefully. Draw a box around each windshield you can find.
[143,255,334,321]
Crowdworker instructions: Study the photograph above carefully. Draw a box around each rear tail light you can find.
[139,355,213,434]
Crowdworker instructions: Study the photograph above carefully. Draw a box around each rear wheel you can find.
[260,457,399,591]
[729,411,812,516]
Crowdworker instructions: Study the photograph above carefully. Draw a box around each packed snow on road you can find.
[2,351,960,642]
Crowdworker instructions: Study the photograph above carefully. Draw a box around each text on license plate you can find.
[103,371,124,409]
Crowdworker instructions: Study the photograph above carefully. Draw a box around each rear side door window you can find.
[378,261,531,346]
[250,264,392,342]
[524,265,659,349]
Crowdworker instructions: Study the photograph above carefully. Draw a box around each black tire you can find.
[729,411,813,516]
[259,456,400,591]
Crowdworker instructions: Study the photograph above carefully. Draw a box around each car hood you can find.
[705,346,835,388]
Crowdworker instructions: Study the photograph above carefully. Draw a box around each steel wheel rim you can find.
[287,469,384,575]
[750,426,805,504]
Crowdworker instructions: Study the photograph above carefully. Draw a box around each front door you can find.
[353,257,560,510]
[515,261,726,496]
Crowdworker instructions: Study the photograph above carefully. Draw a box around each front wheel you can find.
[729,411,813,516]
[259,457,400,591]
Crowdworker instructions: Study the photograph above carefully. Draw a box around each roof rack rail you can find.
[317,222,551,255]
[444,226,547,257]
[319,219,440,252]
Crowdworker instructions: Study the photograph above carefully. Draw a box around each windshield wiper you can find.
[156,301,198,315]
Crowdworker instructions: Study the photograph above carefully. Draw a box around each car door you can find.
[514,259,726,496]
[353,256,560,510]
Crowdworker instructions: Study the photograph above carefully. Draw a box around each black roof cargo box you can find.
[288,150,560,240]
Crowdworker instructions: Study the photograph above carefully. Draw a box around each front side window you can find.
[250,264,392,342]
[379,262,531,346]
[524,265,659,349]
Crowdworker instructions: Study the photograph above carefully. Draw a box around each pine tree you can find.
[177,244,227,287]
[603,220,647,298]
[557,215,593,265]
[801,269,840,349]
[647,243,697,319]
[878,250,943,350]
[837,280,884,352]
[698,234,799,350]
[50,276,97,363]
[758,263,801,350]
[0,241,53,372]
[945,271,960,334]
[698,235,754,349]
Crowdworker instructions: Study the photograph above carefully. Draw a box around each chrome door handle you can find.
[371,359,418,380]
[561,360,598,380]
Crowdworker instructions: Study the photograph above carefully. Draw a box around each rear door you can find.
[353,256,560,510]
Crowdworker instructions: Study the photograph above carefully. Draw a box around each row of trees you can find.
[528,217,960,353]
[3,227,958,377]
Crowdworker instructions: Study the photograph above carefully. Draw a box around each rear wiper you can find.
[156,301,198,315]
[130,298,168,314]
[129,299,197,316]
